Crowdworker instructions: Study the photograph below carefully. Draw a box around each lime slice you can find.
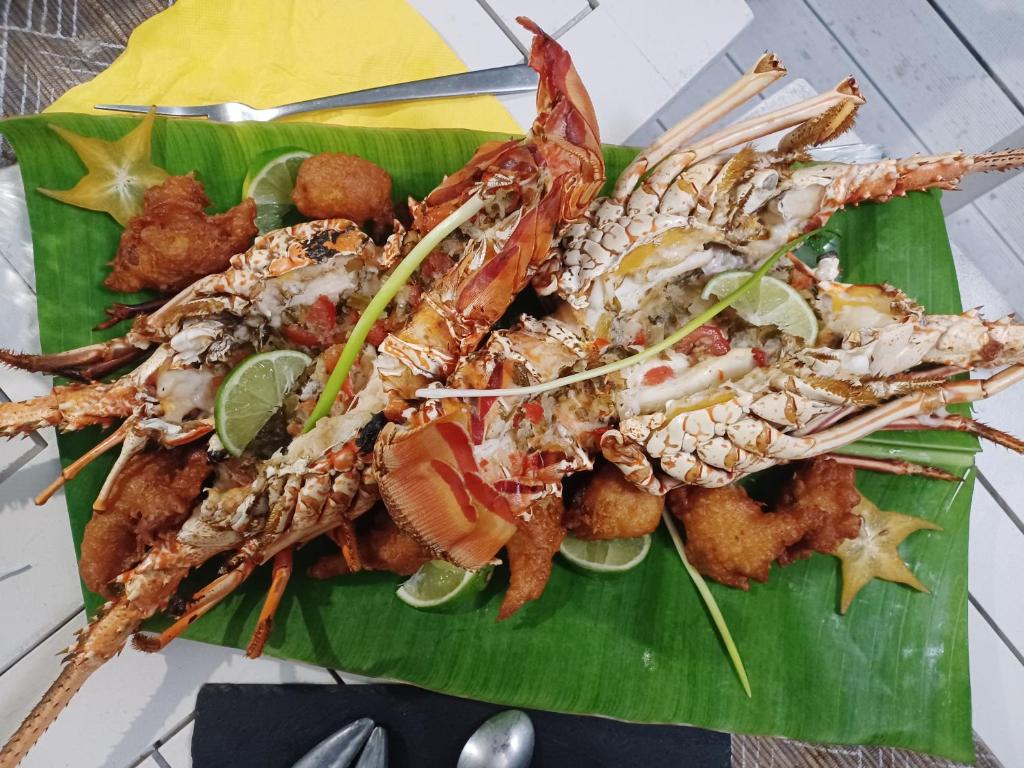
[214,349,312,456]
[242,148,312,233]
[396,560,492,610]
[559,534,651,573]
[701,270,819,342]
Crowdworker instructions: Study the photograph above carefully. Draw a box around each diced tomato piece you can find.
[674,324,730,356]
[642,365,674,386]
[631,330,647,347]
[752,347,768,367]
[523,401,544,424]
[366,320,388,347]
[470,406,485,445]
[789,269,814,291]
[422,250,453,281]
[282,324,320,347]
[594,338,611,351]
[307,295,337,342]
[322,344,344,373]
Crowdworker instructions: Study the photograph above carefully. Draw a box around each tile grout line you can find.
[976,469,1024,537]
[0,606,83,678]
[923,0,1024,117]
[472,0,528,59]
[969,592,1024,668]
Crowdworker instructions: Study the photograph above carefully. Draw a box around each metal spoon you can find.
[457,710,535,768]
[291,718,374,768]
[353,726,388,768]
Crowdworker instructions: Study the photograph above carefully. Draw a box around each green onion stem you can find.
[418,231,815,400]
[303,193,487,432]
[662,508,752,698]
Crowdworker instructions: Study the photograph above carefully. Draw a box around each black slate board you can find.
[192,683,731,767]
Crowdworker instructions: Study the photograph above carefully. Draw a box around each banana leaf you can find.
[0,113,977,762]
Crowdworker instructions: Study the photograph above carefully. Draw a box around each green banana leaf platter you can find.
[0,113,981,763]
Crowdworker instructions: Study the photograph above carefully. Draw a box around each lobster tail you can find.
[374,407,518,568]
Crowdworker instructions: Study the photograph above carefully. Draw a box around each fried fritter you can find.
[499,496,566,621]
[565,461,663,540]
[292,152,395,238]
[308,507,430,579]
[105,174,257,293]
[79,444,210,598]
[667,483,804,590]
[667,458,864,590]
[775,457,862,564]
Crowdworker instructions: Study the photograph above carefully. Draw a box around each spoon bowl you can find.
[457,709,535,768]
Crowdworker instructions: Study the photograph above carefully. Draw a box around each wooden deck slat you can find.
[931,0,1024,114]
[0,613,334,768]
[969,603,1024,767]
[811,0,1022,151]
[702,0,922,156]
[651,54,754,140]
[969,482,1024,651]
[947,203,1024,316]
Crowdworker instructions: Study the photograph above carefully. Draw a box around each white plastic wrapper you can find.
[807,142,885,164]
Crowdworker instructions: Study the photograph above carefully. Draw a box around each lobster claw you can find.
[374,405,517,568]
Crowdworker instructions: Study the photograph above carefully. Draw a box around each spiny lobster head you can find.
[519,16,604,222]
[411,18,603,234]
[374,403,518,568]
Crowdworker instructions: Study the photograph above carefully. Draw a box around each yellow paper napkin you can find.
[46,0,521,134]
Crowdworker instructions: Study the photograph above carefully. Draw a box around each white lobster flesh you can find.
[0,220,385,440]
[605,284,1024,490]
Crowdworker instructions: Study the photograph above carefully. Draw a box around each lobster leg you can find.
[885,414,1024,453]
[132,557,259,653]
[246,547,294,659]
[762,365,1024,460]
[826,454,960,482]
[95,297,169,331]
[34,419,134,505]
[0,337,144,382]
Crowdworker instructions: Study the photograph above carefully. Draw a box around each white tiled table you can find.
[1,2,1023,767]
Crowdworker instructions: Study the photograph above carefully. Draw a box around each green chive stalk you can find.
[419,231,815,400]
[662,508,752,697]
[303,193,487,432]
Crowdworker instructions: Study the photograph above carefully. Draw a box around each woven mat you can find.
[0,2,1002,767]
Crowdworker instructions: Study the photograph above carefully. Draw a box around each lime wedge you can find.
[559,534,651,573]
[701,270,819,342]
[214,349,312,457]
[242,148,312,233]
[396,560,492,610]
